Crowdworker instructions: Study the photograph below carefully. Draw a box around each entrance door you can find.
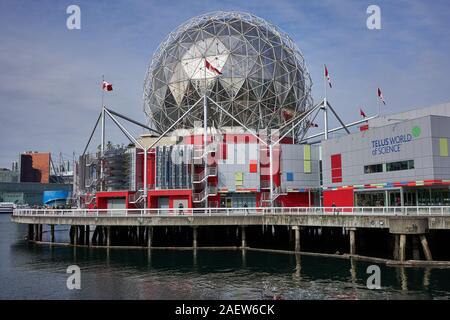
[158,197,169,209]
[226,198,232,208]
[107,198,126,215]
[388,191,401,206]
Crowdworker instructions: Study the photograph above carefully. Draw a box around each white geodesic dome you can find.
[143,11,313,133]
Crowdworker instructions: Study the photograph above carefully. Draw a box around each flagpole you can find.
[323,65,329,140]
[376,86,380,117]
[100,75,105,191]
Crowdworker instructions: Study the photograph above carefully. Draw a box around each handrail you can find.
[11,206,450,217]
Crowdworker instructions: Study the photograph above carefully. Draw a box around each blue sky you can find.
[1,0,449,167]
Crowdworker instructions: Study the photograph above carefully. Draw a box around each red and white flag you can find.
[377,87,386,105]
[360,108,367,118]
[205,59,222,75]
[324,65,332,88]
[102,81,113,91]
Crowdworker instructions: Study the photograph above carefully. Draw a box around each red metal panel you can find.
[249,160,257,173]
[323,189,354,207]
[331,154,342,183]
[278,192,310,207]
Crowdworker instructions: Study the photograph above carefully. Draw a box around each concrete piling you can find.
[85,225,90,246]
[348,228,356,255]
[147,227,153,248]
[106,226,111,247]
[241,226,246,248]
[293,226,300,252]
[420,234,433,261]
[399,234,406,262]
[28,224,34,241]
[50,225,55,243]
[193,227,198,248]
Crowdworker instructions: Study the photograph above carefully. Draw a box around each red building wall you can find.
[323,189,354,207]
[277,192,311,207]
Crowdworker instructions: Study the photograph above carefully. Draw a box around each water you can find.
[1,215,449,300]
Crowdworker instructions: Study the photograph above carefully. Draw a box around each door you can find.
[107,198,126,215]
[388,191,401,206]
[158,197,169,209]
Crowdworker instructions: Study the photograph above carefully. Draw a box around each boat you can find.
[0,202,16,214]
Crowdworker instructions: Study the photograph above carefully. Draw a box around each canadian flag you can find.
[377,87,386,105]
[102,81,113,91]
[204,59,222,75]
[324,65,332,88]
[360,108,367,118]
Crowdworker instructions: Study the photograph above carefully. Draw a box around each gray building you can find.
[322,108,450,207]
[0,169,19,183]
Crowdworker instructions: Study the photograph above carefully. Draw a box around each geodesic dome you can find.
[143,11,313,133]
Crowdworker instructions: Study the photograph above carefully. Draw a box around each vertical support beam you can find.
[203,94,208,208]
[293,226,301,252]
[37,224,42,241]
[269,144,274,206]
[147,226,153,248]
[73,226,78,246]
[193,227,198,249]
[106,226,111,247]
[241,226,246,248]
[399,234,406,262]
[50,225,55,243]
[143,148,148,208]
[400,187,404,206]
[420,234,433,261]
[349,228,356,255]
[28,224,34,241]
[85,225,90,246]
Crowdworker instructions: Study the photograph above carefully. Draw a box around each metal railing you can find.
[12,206,450,218]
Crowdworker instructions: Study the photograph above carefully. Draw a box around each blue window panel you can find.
[286,172,294,181]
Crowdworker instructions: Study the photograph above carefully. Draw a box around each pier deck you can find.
[11,206,450,231]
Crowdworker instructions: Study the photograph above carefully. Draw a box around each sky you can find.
[1,0,449,168]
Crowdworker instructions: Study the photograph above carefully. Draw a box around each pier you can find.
[12,206,450,265]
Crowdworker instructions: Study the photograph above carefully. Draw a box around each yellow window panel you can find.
[440,138,448,157]
[303,144,311,161]
[304,160,311,173]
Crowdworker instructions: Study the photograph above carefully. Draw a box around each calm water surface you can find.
[1,215,449,299]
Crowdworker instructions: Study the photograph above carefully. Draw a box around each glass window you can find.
[365,160,414,174]
[364,163,383,174]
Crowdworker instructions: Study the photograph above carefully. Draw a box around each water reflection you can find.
[2,216,450,300]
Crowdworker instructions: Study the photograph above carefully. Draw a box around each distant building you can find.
[0,168,19,183]
[0,152,73,206]
[19,152,51,183]
[0,182,71,205]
